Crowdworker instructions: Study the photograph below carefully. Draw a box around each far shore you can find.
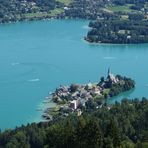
[84,37,148,45]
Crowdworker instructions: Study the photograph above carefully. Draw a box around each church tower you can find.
[108,67,111,77]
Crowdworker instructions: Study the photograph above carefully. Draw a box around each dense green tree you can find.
[0,99,147,147]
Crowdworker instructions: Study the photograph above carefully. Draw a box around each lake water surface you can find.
[0,20,148,130]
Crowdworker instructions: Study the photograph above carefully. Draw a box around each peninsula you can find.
[43,69,135,120]
[85,18,148,44]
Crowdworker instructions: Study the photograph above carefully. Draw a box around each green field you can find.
[56,0,72,6]
[106,4,135,12]
[25,13,48,18]
[50,8,64,16]
[24,8,64,18]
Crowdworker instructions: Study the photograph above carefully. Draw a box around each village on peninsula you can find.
[42,69,135,120]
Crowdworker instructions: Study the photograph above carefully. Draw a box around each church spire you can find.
[108,67,110,76]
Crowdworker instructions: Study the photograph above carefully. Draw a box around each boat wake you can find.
[103,56,117,60]
[11,62,20,66]
[28,78,40,82]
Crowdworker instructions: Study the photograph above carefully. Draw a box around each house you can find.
[70,100,80,110]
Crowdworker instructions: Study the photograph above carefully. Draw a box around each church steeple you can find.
[108,67,110,76]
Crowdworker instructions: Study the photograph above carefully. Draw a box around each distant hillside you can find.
[1,0,148,23]
[0,0,66,23]
[85,0,148,44]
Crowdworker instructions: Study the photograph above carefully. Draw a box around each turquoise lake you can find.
[0,20,148,130]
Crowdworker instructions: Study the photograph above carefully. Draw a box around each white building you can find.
[70,100,79,110]
[107,68,118,83]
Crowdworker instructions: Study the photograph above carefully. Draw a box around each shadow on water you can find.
[87,42,148,52]
[107,88,135,104]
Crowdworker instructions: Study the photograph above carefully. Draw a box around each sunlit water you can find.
[0,20,148,130]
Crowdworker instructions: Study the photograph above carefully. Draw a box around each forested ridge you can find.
[0,98,147,148]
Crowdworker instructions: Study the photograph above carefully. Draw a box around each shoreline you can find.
[84,37,148,45]
[0,16,91,25]
[2,17,148,45]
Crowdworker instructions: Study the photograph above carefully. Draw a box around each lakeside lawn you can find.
[56,0,72,6]
[24,8,64,18]
[106,4,137,12]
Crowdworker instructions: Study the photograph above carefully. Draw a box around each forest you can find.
[0,98,147,148]
[86,17,148,44]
